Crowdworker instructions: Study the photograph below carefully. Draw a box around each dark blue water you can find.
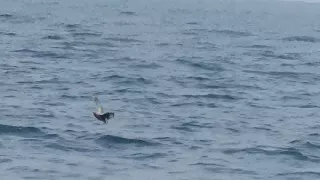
[1,0,320,179]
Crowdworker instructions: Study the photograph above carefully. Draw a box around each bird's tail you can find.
[103,112,114,120]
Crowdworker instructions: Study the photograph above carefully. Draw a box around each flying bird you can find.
[92,96,114,124]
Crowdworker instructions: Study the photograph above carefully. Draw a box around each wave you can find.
[155,42,171,47]
[171,101,217,108]
[0,31,16,36]
[101,75,153,86]
[131,62,162,69]
[309,133,320,137]
[175,58,224,72]
[191,162,257,175]
[95,135,159,148]
[173,121,213,131]
[17,77,69,85]
[247,44,274,49]
[152,136,185,146]
[45,142,96,153]
[253,126,276,132]
[283,36,320,43]
[12,48,70,59]
[123,152,167,160]
[0,124,45,137]
[226,127,241,133]
[181,93,238,101]
[171,121,213,132]
[185,76,210,81]
[260,51,302,60]
[186,21,199,25]
[119,11,137,16]
[0,13,14,18]
[277,171,320,178]
[223,146,320,163]
[171,125,194,132]
[211,29,253,37]
[282,104,319,109]
[62,23,81,32]
[42,35,64,40]
[244,70,319,81]
[290,139,320,150]
[0,158,12,163]
[72,32,102,37]
[104,37,142,43]
[113,88,142,94]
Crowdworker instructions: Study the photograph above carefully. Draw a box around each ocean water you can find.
[1,0,320,179]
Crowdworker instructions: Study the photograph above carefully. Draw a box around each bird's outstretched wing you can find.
[93,96,104,114]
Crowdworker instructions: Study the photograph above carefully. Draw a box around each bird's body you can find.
[92,97,114,123]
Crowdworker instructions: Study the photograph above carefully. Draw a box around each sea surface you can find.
[1,0,320,179]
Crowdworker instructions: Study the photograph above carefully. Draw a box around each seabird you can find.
[92,96,114,124]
